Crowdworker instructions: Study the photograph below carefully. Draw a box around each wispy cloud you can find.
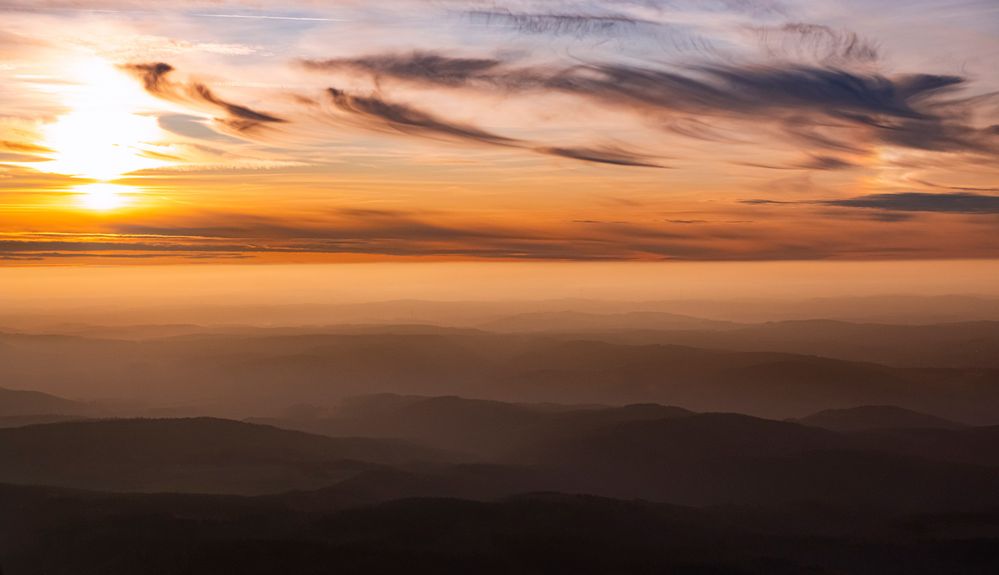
[322,87,518,147]
[536,146,664,168]
[123,62,285,133]
[822,192,999,214]
[752,22,880,66]
[318,87,663,167]
[188,13,349,22]
[743,192,999,214]
[302,51,997,156]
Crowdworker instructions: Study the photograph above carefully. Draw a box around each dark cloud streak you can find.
[537,146,665,168]
[466,10,650,37]
[123,62,285,132]
[742,192,999,214]
[303,53,503,86]
[324,87,518,147]
[304,51,996,156]
[822,192,999,214]
[320,87,662,168]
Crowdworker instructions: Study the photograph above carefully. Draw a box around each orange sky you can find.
[1,1,997,265]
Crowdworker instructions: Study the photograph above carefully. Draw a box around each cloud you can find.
[799,155,856,170]
[467,10,647,37]
[158,114,244,143]
[113,208,514,244]
[303,53,504,86]
[125,62,176,94]
[741,199,793,205]
[323,87,518,147]
[186,12,347,22]
[306,51,995,156]
[821,192,999,214]
[693,66,956,119]
[536,146,665,168]
[0,239,261,253]
[0,209,744,261]
[914,180,999,193]
[305,52,963,119]
[460,9,723,56]
[753,23,880,66]
[4,198,996,262]
[742,192,999,214]
[0,252,245,260]
[320,87,663,167]
[2,0,997,265]
[463,9,694,42]
[122,62,285,132]
[1,140,52,153]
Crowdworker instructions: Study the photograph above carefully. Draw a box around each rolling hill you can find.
[254,394,693,457]
[1,330,997,422]
[795,405,966,431]
[0,386,93,417]
[0,418,445,494]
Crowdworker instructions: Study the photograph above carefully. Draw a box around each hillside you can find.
[1,330,998,422]
[0,387,92,418]
[481,310,738,332]
[255,394,693,457]
[0,418,444,494]
[796,405,966,431]
[4,485,998,575]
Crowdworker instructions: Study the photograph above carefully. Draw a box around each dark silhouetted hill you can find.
[509,412,999,509]
[261,405,999,510]
[481,310,738,332]
[2,329,998,422]
[583,320,999,368]
[796,405,966,431]
[3,484,999,575]
[0,418,444,494]
[255,394,693,457]
[0,414,91,429]
[847,425,999,467]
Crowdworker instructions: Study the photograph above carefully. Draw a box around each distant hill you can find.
[0,387,92,417]
[1,411,995,510]
[87,410,999,510]
[504,339,999,421]
[0,414,90,429]
[847,425,999,467]
[261,403,999,509]
[481,311,738,332]
[38,322,488,340]
[795,405,966,431]
[3,330,998,423]
[716,320,999,368]
[512,412,999,508]
[255,394,693,457]
[0,418,445,494]
[294,394,549,455]
[529,319,999,369]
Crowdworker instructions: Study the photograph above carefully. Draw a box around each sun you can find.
[76,183,133,211]
[42,58,167,183]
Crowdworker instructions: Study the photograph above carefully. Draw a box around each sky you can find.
[0,0,997,264]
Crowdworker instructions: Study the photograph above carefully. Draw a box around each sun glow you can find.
[76,183,134,211]
[42,58,167,183]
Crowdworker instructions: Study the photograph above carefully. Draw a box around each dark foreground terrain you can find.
[3,483,999,574]
[1,398,999,573]
[2,313,998,573]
